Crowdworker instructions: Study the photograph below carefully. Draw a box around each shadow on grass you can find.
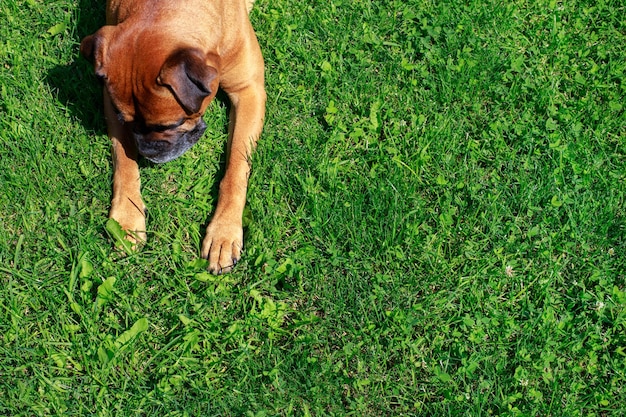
[46,0,106,134]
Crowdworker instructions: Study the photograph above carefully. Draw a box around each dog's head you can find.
[81,26,219,163]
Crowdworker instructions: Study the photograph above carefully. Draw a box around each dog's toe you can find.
[201,222,243,274]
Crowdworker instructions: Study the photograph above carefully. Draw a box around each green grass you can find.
[1,0,625,415]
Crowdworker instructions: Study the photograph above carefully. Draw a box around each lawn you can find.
[1,0,625,415]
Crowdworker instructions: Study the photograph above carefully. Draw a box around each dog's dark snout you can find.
[135,119,206,163]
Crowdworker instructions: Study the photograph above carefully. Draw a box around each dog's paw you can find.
[107,200,147,254]
[105,217,146,255]
[201,220,243,275]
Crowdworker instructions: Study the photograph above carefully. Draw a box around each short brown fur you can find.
[81,0,266,274]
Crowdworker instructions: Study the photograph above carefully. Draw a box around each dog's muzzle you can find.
[134,119,207,164]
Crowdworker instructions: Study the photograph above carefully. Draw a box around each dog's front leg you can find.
[201,83,266,274]
[104,89,147,246]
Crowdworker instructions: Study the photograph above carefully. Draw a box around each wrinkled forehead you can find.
[105,71,187,125]
[103,39,187,123]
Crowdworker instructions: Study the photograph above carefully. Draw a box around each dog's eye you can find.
[151,125,170,133]
[146,119,186,133]
[132,122,150,135]
[131,118,186,135]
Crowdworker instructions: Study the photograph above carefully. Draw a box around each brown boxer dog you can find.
[80,0,266,274]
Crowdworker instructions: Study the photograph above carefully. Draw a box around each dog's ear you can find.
[157,49,218,114]
[80,26,115,79]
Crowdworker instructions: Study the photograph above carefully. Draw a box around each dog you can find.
[80,0,266,274]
